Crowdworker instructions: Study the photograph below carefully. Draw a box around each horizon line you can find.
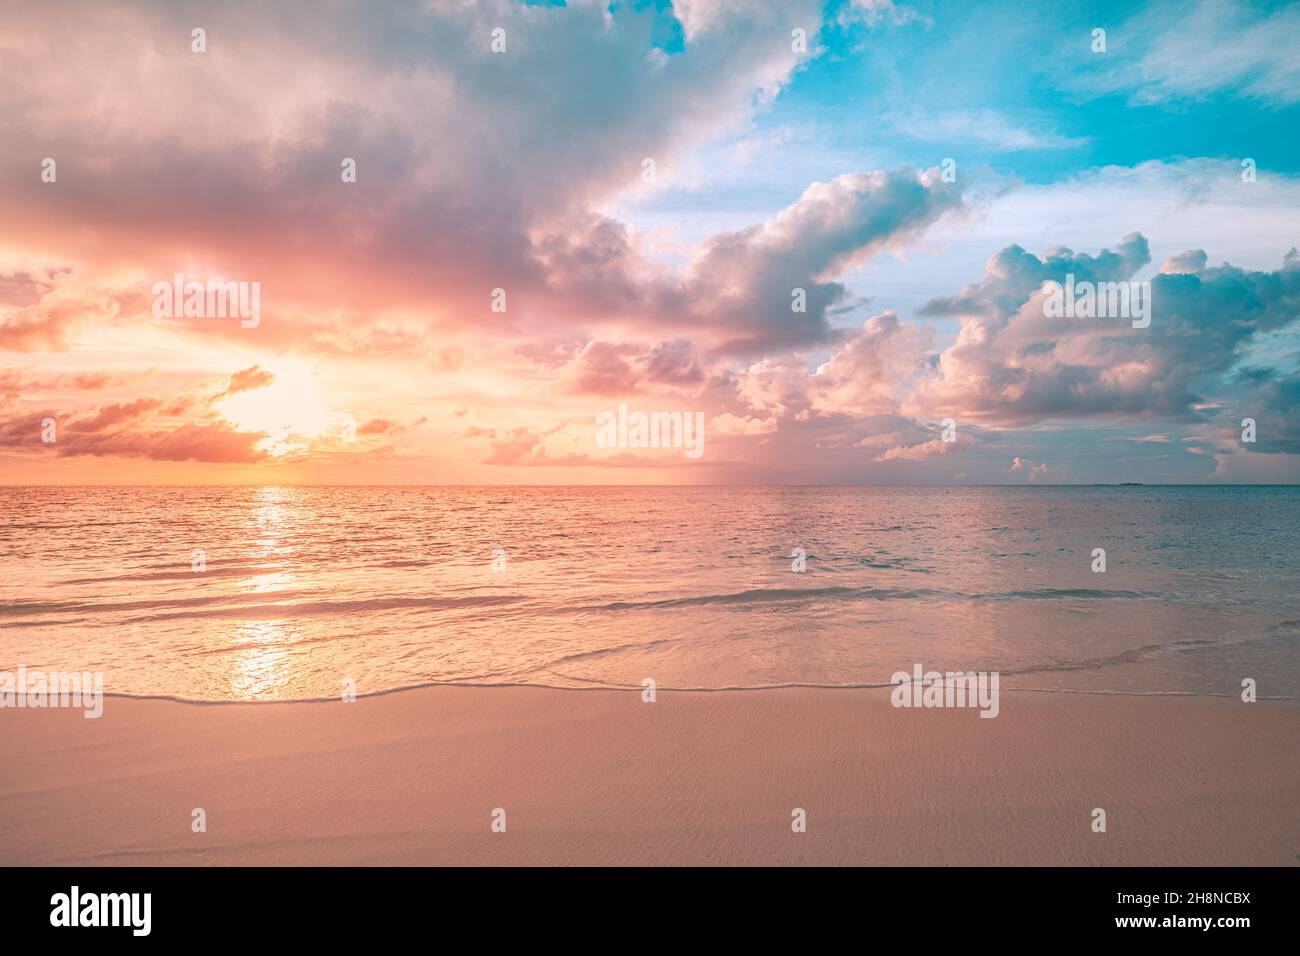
[2,482,1299,489]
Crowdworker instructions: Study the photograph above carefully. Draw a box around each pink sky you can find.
[2,0,1298,484]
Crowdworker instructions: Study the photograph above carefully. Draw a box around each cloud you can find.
[720,309,935,426]
[885,110,1089,152]
[811,311,929,415]
[57,422,271,463]
[685,168,962,353]
[0,0,826,347]
[873,437,952,463]
[1238,368,1300,455]
[565,341,644,397]
[911,235,1300,425]
[561,338,710,396]
[68,373,119,390]
[68,397,163,433]
[1011,456,1059,481]
[1159,249,1208,275]
[220,365,275,397]
[0,408,268,463]
[0,410,58,447]
[1059,0,1300,106]
[712,413,778,436]
[839,0,932,29]
[0,269,127,352]
[0,368,290,463]
[0,3,968,372]
[357,418,398,436]
[538,167,962,354]
[481,428,559,466]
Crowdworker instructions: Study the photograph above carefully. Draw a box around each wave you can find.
[971,587,1152,600]
[541,638,676,666]
[587,585,1153,611]
[592,585,929,609]
[114,594,528,624]
[0,588,322,616]
[1272,620,1300,639]
[0,584,1160,623]
[0,591,527,622]
[56,563,291,585]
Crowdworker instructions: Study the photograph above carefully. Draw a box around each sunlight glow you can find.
[214,362,356,456]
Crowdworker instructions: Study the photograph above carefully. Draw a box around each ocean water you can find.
[1,485,1298,701]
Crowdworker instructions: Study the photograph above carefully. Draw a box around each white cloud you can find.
[885,110,1089,152]
[1063,0,1300,106]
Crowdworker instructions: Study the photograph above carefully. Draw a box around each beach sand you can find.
[1,687,1296,866]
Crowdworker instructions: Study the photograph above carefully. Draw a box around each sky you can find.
[1,0,1298,484]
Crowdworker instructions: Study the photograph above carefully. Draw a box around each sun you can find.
[214,362,355,456]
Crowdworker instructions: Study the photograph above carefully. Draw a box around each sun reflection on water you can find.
[226,619,294,698]
[223,487,307,698]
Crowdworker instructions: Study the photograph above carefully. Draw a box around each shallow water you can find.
[2,485,1297,700]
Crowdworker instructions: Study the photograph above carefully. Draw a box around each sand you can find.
[1,686,1296,866]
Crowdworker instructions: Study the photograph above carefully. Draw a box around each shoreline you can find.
[2,686,1296,866]
[55,681,1300,712]
[26,681,1300,709]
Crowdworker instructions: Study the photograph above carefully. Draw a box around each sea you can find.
[2,485,1297,701]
